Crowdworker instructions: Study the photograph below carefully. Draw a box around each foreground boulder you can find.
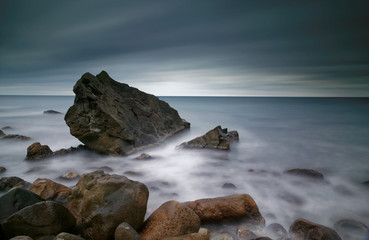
[179,126,239,150]
[1,201,76,239]
[0,188,44,223]
[64,71,190,155]
[289,218,342,240]
[139,201,201,240]
[30,178,70,204]
[67,170,149,240]
[25,142,53,160]
[184,194,264,225]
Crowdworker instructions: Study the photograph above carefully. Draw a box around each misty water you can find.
[1,96,369,232]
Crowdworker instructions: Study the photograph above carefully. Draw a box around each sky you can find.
[0,1,369,96]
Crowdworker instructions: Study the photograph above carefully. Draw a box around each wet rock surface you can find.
[115,222,142,240]
[64,71,189,155]
[43,110,62,114]
[265,223,288,239]
[139,200,201,240]
[0,188,44,223]
[30,178,70,204]
[67,170,149,240]
[289,218,342,240]
[1,201,76,239]
[179,126,239,150]
[184,194,264,225]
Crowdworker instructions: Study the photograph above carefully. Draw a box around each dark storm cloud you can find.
[0,0,368,96]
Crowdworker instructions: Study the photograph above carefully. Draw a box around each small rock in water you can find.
[134,153,153,160]
[43,110,62,114]
[334,219,369,240]
[363,180,369,187]
[0,166,6,173]
[124,171,144,177]
[222,183,237,189]
[265,223,288,239]
[2,134,31,141]
[0,129,5,137]
[25,142,53,160]
[60,172,80,180]
[289,218,342,240]
[285,168,324,180]
[0,176,31,191]
[115,222,142,240]
[179,125,239,150]
[237,228,258,240]
[2,126,13,130]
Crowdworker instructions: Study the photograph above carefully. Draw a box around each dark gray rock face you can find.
[1,201,76,239]
[179,126,239,150]
[67,170,149,240]
[0,188,44,223]
[64,71,189,155]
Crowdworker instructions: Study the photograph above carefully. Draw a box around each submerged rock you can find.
[265,223,288,239]
[289,218,342,240]
[139,200,201,240]
[184,194,264,225]
[0,166,6,173]
[334,219,369,240]
[2,134,31,141]
[64,71,190,155]
[25,142,53,160]
[1,201,76,239]
[43,110,62,114]
[285,168,324,180]
[134,153,153,160]
[0,129,5,137]
[179,126,239,150]
[0,188,44,223]
[60,172,80,180]
[0,176,31,191]
[115,222,142,240]
[67,170,149,240]
[236,228,258,240]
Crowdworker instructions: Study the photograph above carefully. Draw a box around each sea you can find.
[0,95,369,232]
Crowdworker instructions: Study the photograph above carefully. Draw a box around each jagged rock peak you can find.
[65,71,190,155]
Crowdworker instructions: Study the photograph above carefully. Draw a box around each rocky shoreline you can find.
[2,170,366,240]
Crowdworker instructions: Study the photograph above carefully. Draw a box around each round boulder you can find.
[289,218,342,240]
[1,201,76,239]
[67,170,149,240]
[139,200,201,240]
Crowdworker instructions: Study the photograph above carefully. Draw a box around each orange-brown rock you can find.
[30,178,70,204]
[184,194,264,225]
[139,201,201,240]
[162,228,210,240]
[289,218,342,240]
[25,142,53,160]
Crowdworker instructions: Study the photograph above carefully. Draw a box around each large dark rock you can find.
[184,194,264,225]
[179,126,239,150]
[289,218,342,240]
[67,170,149,240]
[64,71,189,155]
[139,200,201,240]
[25,142,53,160]
[0,188,44,223]
[1,201,76,239]
[0,176,31,191]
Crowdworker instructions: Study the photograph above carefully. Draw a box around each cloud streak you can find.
[0,0,368,96]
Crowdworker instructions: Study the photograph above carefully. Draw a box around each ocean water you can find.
[1,96,369,231]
